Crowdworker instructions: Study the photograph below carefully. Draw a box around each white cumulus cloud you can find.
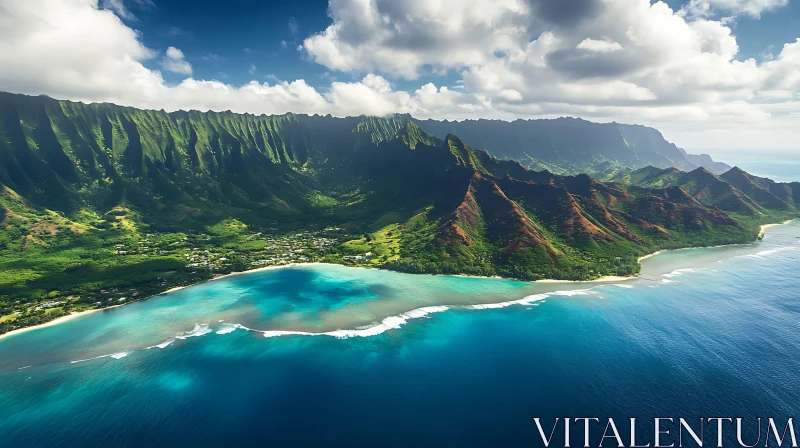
[577,38,623,52]
[681,0,788,18]
[161,46,193,75]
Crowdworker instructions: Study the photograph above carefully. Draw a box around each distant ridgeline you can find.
[0,91,798,304]
[414,117,731,175]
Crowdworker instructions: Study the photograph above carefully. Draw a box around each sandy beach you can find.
[0,306,123,341]
[536,275,634,284]
[209,262,327,281]
[759,219,795,237]
[637,251,664,263]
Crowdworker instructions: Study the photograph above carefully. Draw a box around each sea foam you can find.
[216,323,244,335]
[145,339,175,349]
[260,305,451,339]
[71,352,129,364]
[176,324,213,339]
[662,268,698,278]
[469,293,549,309]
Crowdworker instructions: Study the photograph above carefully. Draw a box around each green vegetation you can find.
[0,92,797,335]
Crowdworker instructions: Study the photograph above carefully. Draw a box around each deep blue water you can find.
[1,223,799,447]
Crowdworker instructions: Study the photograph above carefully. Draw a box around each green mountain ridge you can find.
[0,92,796,333]
[413,117,732,175]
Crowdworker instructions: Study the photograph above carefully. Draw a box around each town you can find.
[0,223,380,334]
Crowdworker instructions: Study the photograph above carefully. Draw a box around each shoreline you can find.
[536,275,634,284]
[637,251,664,263]
[148,263,330,298]
[759,219,795,238]
[0,305,123,341]
[209,262,328,281]
[3,219,796,340]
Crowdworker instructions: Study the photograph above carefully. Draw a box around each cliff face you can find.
[413,117,731,174]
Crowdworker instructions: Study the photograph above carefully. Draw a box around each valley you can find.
[1,92,797,334]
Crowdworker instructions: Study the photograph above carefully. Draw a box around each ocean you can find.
[0,223,799,447]
[700,149,800,183]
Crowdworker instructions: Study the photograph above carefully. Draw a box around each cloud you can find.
[680,0,788,19]
[99,0,154,20]
[167,26,192,37]
[100,0,136,20]
[302,0,533,79]
[297,0,800,147]
[161,46,192,75]
[576,38,623,52]
[0,0,799,150]
[0,0,159,101]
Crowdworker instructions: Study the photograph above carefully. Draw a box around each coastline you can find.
[536,275,634,284]
[759,219,795,238]
[148,263,330,298]
[3,219,795,340]
[209,262,328,281]
[0,305,123,341]
[637,251,664,263]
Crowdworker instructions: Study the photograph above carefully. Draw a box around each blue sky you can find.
[133,0,332,87]
[1,0,799,151]
[131,0,463,90]
[132,0,799,89]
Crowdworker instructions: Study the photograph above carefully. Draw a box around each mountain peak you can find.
[725,166,748,175]
[689,166,715,176]
[445,133,464,146]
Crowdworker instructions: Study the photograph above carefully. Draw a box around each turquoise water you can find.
[1,223,799,446]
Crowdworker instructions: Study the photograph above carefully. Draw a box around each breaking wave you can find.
[216,323,245,335]
[71,352,129,364]
[662,268,699,279]
[145,339,175,350]
[176,324,212,339]
[63,287,621,367]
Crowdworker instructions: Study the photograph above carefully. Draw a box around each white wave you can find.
[261,330,316,338]
[145,339,175,349]
[259,305,451,339]
[18,365,32,370]
[252,290,598,340]
[613,284,634,289]
[757,246,797,256]
[661,279,675,284]
[662,268,698,279]
[467,289,597,310]
[469,293,549,309]
[551,289,598,297]
[71,352,129,364]
[738,246,797,260]
[176,324,212,339]
[215,323,244,335]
